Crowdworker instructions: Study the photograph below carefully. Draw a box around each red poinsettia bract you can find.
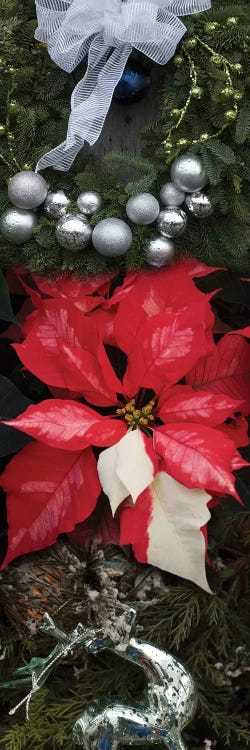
[1,261,249,591]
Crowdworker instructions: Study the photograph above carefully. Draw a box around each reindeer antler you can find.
[0,613,102,718]
[0,607,138,719]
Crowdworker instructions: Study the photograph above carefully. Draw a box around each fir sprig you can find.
[0,0,249,275]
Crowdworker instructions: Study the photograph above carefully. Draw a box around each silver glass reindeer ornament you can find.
[1,608,196,750]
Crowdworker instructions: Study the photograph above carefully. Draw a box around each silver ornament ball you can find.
[8,171,48,209]
[157,207,187,238]
[171,153,207,193]
[0,207,37,244]
[77,191,102,217]
[185,191,213,218]
[56,213,92,251]
[126,192,160,225]
[44,190,70,219]
[92,218,132,257]
[145,235,175,267]
[159,182,185,207]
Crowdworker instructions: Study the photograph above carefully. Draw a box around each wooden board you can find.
[94,64,163,159]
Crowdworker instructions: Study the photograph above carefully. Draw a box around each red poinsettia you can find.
[1,261,249,591]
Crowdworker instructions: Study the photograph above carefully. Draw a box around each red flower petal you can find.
[185,260,223,277]
[114,263,211,354]
[14,300,120,406]
[153,423,236,496]
[5,400,126,451]
[1,443,101,569]
[33,273,113,300]
[124,303,214,397]
[186,334,250,416]
[158,385,242,426]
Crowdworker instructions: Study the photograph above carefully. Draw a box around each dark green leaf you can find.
[0,270,17,325]
[235,102,250,144]
[0,375,32,456]
[195,271,250,305]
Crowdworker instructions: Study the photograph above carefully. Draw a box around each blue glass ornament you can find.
[114,63,150,104]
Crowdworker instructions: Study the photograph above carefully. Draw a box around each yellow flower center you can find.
[116,399,155,428]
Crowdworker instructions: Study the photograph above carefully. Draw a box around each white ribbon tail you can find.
[36,40,132,172]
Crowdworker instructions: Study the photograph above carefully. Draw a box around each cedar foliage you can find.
[0,1,249,275]
[0,511,249,750]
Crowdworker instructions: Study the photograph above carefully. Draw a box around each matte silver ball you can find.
[0,207,37,244]
[126,193,160,225]
[159,182,185,207]
[145,235,175,267]
[44,190,70,219]
[92,218,132,257]
[185,191,213,218]
[77,191,102,217]
[157,207,187,238]
[56,213,92,251]
[171,154,207,193]
[8,171,48,209]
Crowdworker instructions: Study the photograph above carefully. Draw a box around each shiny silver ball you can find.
[145,235,175,267]
[92,218,132,257]
[157,207,187,238]
[44,190,70,219]
[185,191,213,218]
[0,207,37,244]
[56,213,92,251]
[8,171,48,209]
[126,193,160,225]
[171,154,207,193]
[159,182,185,207]
[77,191,102,217]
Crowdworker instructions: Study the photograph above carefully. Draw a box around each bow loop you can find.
[35,0,211,171]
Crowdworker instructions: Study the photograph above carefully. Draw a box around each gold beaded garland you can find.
[173,55,183,67]
[191,86,203,98]
[233,91,243,101]
[177,138,189,146]
[204,22,219,33]
[170,108,182,118]
[224,109,237,121]
[232,63,243,73]
[226,16,238,26]
[211,54,223,66]
[220,87,234,99]
[185,38,197,49]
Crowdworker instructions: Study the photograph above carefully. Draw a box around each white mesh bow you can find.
[35,0,211,172]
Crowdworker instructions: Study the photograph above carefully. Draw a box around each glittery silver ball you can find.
[145,235,175,267]
[77,191,102,217]
[0,207,37,244]
[8,171,48,209]
[159,182,185,207]
[92,218,132,257]
[185,191,213,218]
[157,207,187,238]
[171,154,207,193]
[44,190,70,219]
[56,213,92,251]
[126,193,160,225]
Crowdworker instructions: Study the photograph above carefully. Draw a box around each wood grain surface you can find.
[94,64,163,159]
